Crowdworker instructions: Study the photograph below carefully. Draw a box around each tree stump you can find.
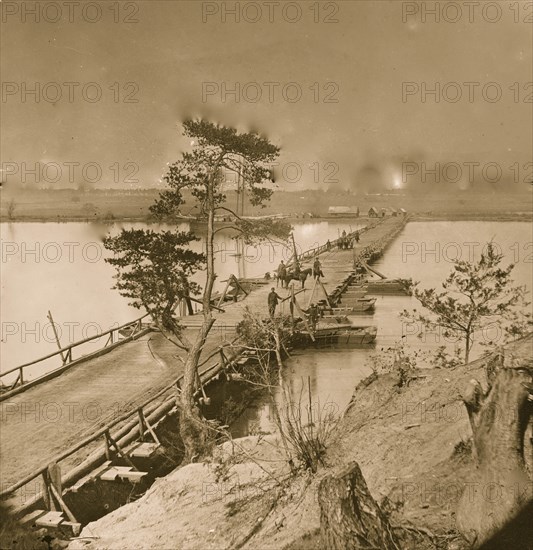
[318,461,400,550]
[457,339,533,547]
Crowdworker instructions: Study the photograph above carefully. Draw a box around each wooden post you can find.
[48,463,62,511]
[10,371,21,390]
[49,483,78,524]
[217,275,233,307]
[318,281,333,308]
[137,409,145,442]
[45,463,80,524]
[307,376,313,441]
[290,285,295,320]
[105,430,138,471]
[291,232,299,270]
[104,432,112,461]
[18,367,24,385]
[189,296,224,313]
[47,311,66,364]
[307,276,318,309]
[48,463,62,495]
[233,276,250,297]
[361,259,387,280]
[292,286,315,341]
[138,408,161,445]
[41,471,52,511]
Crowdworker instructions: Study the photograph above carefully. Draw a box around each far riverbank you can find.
[2,212,532,224]
[1,188,531,223]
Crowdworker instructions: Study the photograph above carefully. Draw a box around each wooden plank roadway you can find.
[202,215,406,325]
[0,216,405,492]
[0,328,231,492]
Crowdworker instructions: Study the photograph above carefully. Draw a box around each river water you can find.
[0,220,366,377]
[233,221,533,436]
[2,221,532,428]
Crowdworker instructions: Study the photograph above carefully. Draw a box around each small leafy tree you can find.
[402,242,531,364]
[104,229,204,344]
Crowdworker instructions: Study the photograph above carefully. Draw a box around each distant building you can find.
[380,207,397,217]
[328,206,359,217]
[368,206,379,217]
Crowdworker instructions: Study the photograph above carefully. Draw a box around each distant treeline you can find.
[1,187,531,222]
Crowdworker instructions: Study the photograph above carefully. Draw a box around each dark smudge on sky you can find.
[1,0,531,191]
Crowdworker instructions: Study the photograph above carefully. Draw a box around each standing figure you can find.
[341,229,347,249]
[307,303,319,331]
[355,231,360,244]
[268,287,283,317]
[313,256,324,280]
[277,260,287,288]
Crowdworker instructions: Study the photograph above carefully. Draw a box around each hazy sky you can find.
[1,0,532,191]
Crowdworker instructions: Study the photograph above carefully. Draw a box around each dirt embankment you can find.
[68,342,530,550]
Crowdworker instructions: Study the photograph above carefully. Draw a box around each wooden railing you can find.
[0,314,150,392]
[328,216,410,302]
[0,215,411,519]
[296,219,382,262]
[0,342,238,517]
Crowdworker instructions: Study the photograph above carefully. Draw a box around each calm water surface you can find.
[0,220,365,378]
[2,221,531,425]
[234,221,533,435]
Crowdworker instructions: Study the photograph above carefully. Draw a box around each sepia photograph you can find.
[1,1,532,549]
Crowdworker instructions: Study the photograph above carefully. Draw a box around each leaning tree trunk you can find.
[178,167,220,463]
[179,317,215,463]
[456,339,533,547]
[318,462,400,550]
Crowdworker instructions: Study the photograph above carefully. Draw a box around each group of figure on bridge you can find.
[274,255,325,290]
[268,255,326,318]
[267,228,362,317]
[267,287,320,331]
[336,229,359,250]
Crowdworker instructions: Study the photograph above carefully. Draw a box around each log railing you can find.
[296,219,381,262]
[0,313,150,392]
[0,343,236,517]
[0,216,410,517]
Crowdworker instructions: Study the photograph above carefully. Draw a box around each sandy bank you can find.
[69,337,533,550]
